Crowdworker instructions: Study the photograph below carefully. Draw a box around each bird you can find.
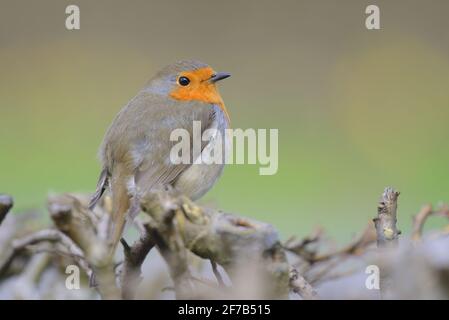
[89,60,231,249]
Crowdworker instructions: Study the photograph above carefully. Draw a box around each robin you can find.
[89,60,231,249]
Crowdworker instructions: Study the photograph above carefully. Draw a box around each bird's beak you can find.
[209,72,231,83]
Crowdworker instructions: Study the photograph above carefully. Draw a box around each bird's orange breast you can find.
[170,67,230,122]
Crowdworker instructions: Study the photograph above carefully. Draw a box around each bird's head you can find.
[146,60,231,120]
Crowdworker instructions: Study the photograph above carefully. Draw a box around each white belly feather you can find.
[174,116,229,200]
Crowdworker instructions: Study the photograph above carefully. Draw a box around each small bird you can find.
[89,60,231,248]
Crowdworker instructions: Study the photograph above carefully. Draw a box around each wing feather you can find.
[99,91,214,196]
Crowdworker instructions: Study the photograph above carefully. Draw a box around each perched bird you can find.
[89,60,231,248]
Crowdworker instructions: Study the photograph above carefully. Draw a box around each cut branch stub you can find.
[373,187,400,299]
[373,187,401,248]
[47,194,120,299]
[47,194,98,257]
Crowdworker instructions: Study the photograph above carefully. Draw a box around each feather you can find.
[88,168,109,210]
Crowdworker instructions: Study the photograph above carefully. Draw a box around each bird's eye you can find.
[178,76,190,86]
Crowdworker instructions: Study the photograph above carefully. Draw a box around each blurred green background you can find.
[1,0,448,241]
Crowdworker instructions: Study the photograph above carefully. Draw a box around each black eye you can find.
[178,76,190,86]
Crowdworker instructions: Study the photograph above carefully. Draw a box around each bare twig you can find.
[0,194,14,226]
[284,223,376,264]
[283,228,323,262]
[120,226,155,299]
[289,267,318,300]
[11,229,92,277]
[412,204,449,242]
[210,260,225,286]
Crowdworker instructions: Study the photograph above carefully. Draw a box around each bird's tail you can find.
[89,166,130,253]
[88,168,109,210]
[109,168,131,252]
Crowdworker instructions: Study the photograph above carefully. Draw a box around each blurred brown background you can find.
[1,0,448,241]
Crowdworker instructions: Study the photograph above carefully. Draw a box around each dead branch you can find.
[11,228,92,278]
[3,184,449,299]
[284,222,376,265]
[47,194,119,299]
[144,207,197,299]
[1,189,310,299]
[289,267,318,300]
[283,228,323,262]
[373,187,401,248]
[210,260,225,286]
[140,187,292,299]
[412,204,449,242]
[120,226,155,299]
[0,211,42,279]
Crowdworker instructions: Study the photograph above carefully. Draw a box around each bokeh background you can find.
[1,0,448,242]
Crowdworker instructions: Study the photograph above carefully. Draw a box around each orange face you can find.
[170,67,229,121]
